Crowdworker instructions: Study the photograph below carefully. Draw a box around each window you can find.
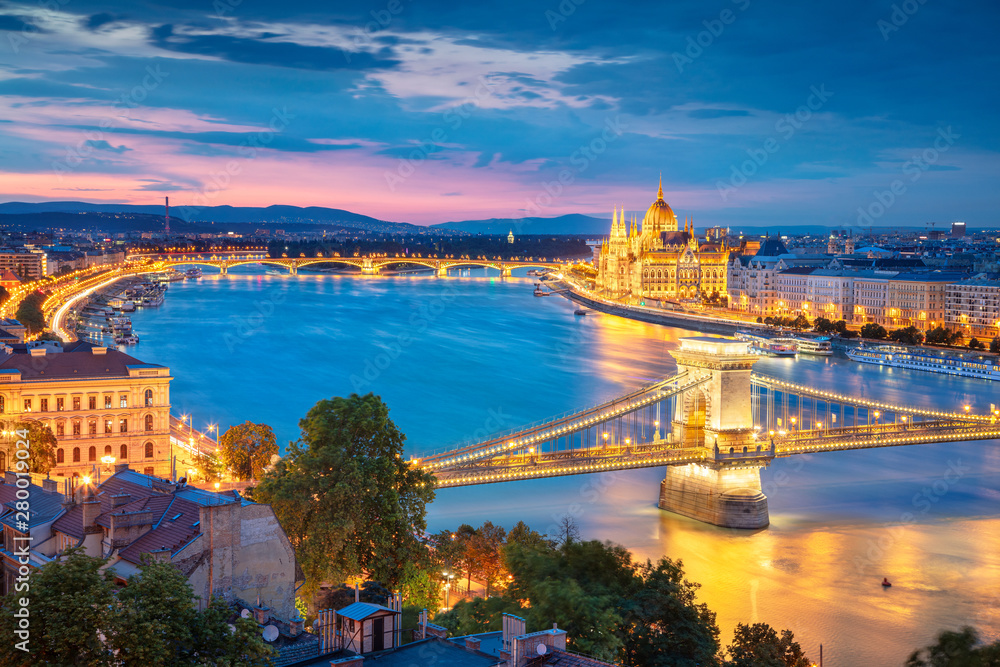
[40,398,48,412]
[88,421,96,435]
[144,389,153,407]
[144,442,154,458]
[73,421,81,436]
[56,422,64,437]
[104,420,113,434]
[73,397,81,411]
[88,397,96,410]
[144,467,154,476]
[57,448,64,464]
[59,398,66,411]
[145,415,153,432]
[88,446,96,462]
[72,447,80,462]
[0,395,4,413]
[119,419,128,433]
[104,395,112,409]
[120,396,128,409]
[120,444,128,460]
[23,399,31,412]
[104,445,112,457]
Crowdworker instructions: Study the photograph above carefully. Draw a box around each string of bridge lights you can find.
[418,373,709,471]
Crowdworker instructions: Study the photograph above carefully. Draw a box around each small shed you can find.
[336,602,401,654]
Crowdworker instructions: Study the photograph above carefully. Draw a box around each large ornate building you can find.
[596,180,730,300]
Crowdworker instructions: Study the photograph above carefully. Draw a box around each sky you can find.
[0,0,997,228]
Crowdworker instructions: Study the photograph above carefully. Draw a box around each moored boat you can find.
[846,344,1000,381]
[793,336,833,356]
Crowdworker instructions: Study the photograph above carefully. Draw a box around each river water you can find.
[124,268,1000,666]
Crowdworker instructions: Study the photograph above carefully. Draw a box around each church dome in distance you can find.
[642,177,678,234]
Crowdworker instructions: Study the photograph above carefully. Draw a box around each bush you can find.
[860,323,887,340]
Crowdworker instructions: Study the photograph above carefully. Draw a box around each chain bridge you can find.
[419,337,996,529]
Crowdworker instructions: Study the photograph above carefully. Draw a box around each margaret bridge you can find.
[418,337,998,529]
[138,252,563,276]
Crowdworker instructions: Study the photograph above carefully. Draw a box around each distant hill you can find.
[432,213,608,236]
[0,202,444,235]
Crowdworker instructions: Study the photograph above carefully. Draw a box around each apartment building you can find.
[0,340,172,479]
[945,275,1000,338]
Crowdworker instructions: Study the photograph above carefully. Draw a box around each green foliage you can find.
[889,326,925,345]
[14,291,47,334]
[968,337,986,351]
[435,596,523,636]
[218,421,278,481]
[906,626,1000,666]
[762,315,810,330]
[466,521,507,596]
[0,420,57,475]
[860,323,888,339]
[400,561,443,613]
[193,451,225,483]
[36,331,62,342]
[505,520,554,554]
[0,547,117,666]
[812,317,835,333]
[725,623,811,667]
[990,337,1000,354]
[0,549,272,667]
[252,393,435,595]
[316,580,392,611]
[296,596,309,622]
[925,326,964,346]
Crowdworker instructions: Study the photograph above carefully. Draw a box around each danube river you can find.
[125,268,1000,666]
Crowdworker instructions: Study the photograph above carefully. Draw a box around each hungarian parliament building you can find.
[595,180,729,301]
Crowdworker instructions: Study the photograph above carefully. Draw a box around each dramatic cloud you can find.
[0,0,995,226]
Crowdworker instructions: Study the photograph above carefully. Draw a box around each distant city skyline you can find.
[0,1,997,228]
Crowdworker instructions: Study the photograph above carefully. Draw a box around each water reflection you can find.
[126,270,999,666]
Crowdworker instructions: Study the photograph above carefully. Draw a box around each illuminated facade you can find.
[596,179,730,300]
[945,276,1000,337]
[0,341,172,479]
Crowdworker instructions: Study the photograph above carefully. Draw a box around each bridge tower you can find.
[435,261,447,277]
[361,258,380,275]
[660,337,771,529]
[219,261,228,276]
[500,263,512,277]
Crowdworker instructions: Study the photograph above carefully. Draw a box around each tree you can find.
[790,314,810,330]
[218,421,278,481]
[969,337,986,351]
[555,515,580,546]
[505,520,553,554]
[889,326,924,345]
[906,626,1000,666]
[860,323,888,340]
[251,393,435,595]
[813,317,835,333]
[466,521,508,596]
[37,331,62,342]
[0,420,57,475]
[990,337,1000,354]
[14,291,47,334]
[0,547,117,666]
[193,451,225,483]
[622,557,721,667]
[725,622,811,667]
[315,581,392,611]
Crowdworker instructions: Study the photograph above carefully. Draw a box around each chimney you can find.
[91,346,108,355]
[111,493,131,508]
[42,477,58,493]
[253,604,270,625]
[82,498,101,529]
[3,471,16,485]
[289,615,304,638]
[464,637,481,651]
[115,463,130,474]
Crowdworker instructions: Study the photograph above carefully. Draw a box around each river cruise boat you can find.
[185,268,203,279]
[736,331,797,357]
[846,344,1000,381]
[792,336,833,356]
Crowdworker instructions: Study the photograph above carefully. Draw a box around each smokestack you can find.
[165,196,170,235]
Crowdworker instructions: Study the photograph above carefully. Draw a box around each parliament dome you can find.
[642,177,678,234]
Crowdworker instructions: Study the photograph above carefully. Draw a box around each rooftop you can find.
[0,340,166,381]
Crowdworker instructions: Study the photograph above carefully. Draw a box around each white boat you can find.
[115,334,139,345]
[185,268,203,279]
[846,344,1000,381]
[792,336,833,356]
[120,301,136,312]
[265,269,283,276]
[736,331,798,357]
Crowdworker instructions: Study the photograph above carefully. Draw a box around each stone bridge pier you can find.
[659,337,772,529]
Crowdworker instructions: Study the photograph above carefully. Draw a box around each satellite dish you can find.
[263,625,279,642]
[536,643,547,656]
[228,624,237,634]
[241,609,252,619]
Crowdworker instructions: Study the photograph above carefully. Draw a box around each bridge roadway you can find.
[133,253,563,276]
